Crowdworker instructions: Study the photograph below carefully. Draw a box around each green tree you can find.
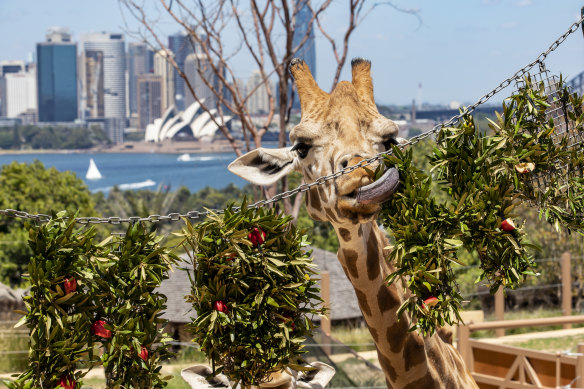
[0,161,96,285]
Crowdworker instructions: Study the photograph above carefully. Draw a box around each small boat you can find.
[177,153,193,162]
[86,158,103,180]
[118,179,156,190]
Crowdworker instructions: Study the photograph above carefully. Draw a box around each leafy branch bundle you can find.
[180,200,326,388]
[5,212,177,389]
[380,75,584,335]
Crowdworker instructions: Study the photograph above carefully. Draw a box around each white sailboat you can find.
[86,158,103,180]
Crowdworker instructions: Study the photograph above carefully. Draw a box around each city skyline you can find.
[0,1,582,106]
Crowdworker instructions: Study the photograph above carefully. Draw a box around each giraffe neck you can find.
[333,222,477,389]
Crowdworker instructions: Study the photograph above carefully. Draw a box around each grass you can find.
[329,324,375,352]
[0,321,29,374]
[508,334,584,353]
[471,307,584,338]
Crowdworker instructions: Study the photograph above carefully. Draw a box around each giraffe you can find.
[228,58,479,388]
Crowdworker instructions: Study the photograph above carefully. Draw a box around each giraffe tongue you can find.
[356,167,400,205]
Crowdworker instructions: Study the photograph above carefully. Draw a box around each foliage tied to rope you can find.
[4,212,177,389]
[179,199,326,388]
[380,74,584,336]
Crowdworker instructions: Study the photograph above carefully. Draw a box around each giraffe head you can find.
[229,58,401,225]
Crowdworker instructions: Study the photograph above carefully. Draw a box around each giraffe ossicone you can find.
[229,58,478,388]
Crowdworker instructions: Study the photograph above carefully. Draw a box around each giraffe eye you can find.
[291,142,311,159]
[383,138,399,150]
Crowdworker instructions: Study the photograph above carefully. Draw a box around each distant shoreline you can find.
[0,139,244,155]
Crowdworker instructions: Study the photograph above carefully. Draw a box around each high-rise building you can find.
[168,32,195,111]
[153,50,175,112]
[137,74,163,130]
[245,70,272,115]
[0,71,37,118]
[184,53,217,109]
[291,0,316,110]
[80,49,105,118]
[80,32,126,143]
[0,60,25,77]
[128,42,154,116]
[293,1,316,77]
[36,27,78,122]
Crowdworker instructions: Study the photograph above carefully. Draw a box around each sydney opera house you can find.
[145,100,232,142]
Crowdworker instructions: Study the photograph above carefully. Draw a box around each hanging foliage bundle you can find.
[179,200,326,388]
[380,74,584,335]
[4,212,177,389]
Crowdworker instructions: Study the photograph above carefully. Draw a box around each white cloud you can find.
[515,0,533,7]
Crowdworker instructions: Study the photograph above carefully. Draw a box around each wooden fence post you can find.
[495,286,505,337]
[320,271,331,355]
[458,324,472,371]
[577,343,584,388]
[562,252,572,329]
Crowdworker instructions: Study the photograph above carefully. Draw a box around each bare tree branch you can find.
[119,0,421,217]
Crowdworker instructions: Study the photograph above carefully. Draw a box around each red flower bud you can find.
[248,227,266,246]
[58,374,75,389]
[213,300,229,313]
[501,218,516,232]
[91,320,112,339]
[139,346,148,361]
[423,297,439,308]
[225,252,237,261]
[64,277,77,295]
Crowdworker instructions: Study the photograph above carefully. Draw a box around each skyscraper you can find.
[137,74,163,130]
[291,0,316,110]
[36,27,78,122]
[168,32,194,111]
[293,1,316,78]
[245,70,272,115]
[128,42,154,116]
[1,71,36,118]
[80,32,126,143]
[153,50,175,112]
[184,53,217,109]
[0,60,25,76]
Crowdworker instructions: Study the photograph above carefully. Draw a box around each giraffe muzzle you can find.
[355,167,400,205]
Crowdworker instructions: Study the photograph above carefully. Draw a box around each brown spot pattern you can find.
[403,334,426,372]
[354,289,372,317]
[377,284,401,313]
[366,232,381,280]
[318,186,329,203]
[338,227,352,242]
[376,349,397,382]
[342,248,360,279]
[403,373,437,389]
[325,208,339,223]
[369,327,379,343]
[307,188,322,213]
[386,320,408,353]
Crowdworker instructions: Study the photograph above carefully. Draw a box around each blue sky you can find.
[0,0,582,105]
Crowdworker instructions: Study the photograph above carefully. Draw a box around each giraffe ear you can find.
[228,147,297,186]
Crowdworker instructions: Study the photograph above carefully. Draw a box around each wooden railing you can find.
[458,315,584,389]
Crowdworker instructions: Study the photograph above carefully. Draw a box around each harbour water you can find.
[0,152,248,194]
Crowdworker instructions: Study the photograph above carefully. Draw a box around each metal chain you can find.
[1,14,583,225]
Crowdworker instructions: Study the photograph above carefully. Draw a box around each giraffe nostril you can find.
[340,160,348,169]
